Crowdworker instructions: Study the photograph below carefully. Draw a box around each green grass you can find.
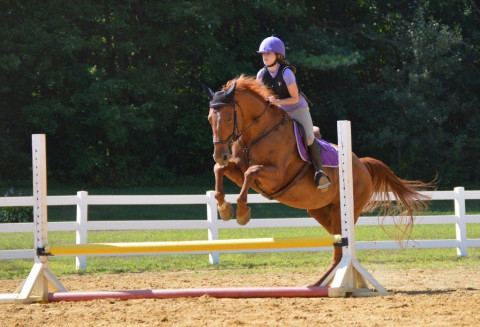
[1,224,479,280]
[2,183,480,280]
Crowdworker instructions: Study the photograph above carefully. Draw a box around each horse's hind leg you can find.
[308,172,372,286]
[307,204,343,286]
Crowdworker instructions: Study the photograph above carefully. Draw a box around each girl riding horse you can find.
[256,36,330,190]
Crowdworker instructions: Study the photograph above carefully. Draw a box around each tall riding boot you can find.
[307,143,331,190]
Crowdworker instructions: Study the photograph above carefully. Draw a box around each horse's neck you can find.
[238,97,286,145]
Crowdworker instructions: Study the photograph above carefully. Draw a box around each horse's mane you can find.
[222,74,274,100]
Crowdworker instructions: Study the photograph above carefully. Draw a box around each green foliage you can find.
[355,4,479,185]
[0,0,479,188]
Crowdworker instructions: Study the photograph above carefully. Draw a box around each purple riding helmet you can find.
[257,36,285,57]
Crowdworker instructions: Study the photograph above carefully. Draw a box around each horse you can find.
[205,75,430,285]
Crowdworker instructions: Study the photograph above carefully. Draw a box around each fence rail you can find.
[1,187,479,269]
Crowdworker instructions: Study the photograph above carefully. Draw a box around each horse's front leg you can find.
[213,162,234,221]
[214,162,244,221]
[236,164,277,225]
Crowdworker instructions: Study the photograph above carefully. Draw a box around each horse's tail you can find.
[360,157,432,243]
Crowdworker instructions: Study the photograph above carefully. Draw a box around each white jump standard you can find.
[0,121,387,304]
[321,121,387,296]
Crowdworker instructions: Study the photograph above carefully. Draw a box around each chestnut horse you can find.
[205,75,430,285]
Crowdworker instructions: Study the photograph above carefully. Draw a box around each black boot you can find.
[307,143,331,190]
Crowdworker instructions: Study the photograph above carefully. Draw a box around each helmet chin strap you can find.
[266,54,281,68]
[266,60,277,68]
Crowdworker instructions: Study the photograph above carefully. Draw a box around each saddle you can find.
[293,121,339,168]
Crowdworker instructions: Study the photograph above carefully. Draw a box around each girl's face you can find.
[262,52,277,67]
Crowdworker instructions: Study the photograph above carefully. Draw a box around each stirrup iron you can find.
[314,170,331,190]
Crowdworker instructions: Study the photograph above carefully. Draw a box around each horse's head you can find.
[205,76,274,166]
[205,82,237,166]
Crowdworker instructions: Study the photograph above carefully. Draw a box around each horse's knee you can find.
[213,164,224,175]
[244,165,263,180]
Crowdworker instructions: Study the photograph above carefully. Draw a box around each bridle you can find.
[207,83,307,200]
[211,103,239,147]
[211,101,272,151]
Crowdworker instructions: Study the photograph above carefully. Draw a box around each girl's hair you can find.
[276,54,296,74]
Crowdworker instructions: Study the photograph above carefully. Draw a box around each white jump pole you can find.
[0,135,67,304]
[324,121,387,296]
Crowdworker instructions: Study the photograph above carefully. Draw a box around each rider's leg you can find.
[307,142,331,189]
[287,107,330,189]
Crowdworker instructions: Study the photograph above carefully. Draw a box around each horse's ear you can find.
[202,84,215,100]
[226,82,236,96]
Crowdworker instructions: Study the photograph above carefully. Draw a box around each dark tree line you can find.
[1,0,479,189]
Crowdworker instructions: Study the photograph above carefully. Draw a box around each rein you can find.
[239,110,288,157]
[212,101,271,149]
[239,111,310,200]
[236,105,313,200]
[213,98,308,200]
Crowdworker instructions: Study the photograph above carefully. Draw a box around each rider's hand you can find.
[268,96,277,104]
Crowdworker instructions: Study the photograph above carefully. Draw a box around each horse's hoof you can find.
[218,202,233,221]
[236,207,251,225]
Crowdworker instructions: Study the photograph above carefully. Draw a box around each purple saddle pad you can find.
[293,121,338,168]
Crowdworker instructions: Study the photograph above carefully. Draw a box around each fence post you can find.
[76,191,88,270]
[206,191,220,264]
[454,187,467,257]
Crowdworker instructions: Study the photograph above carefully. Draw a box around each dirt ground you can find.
[1,268,480,327]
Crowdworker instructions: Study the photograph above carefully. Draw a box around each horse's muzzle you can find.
[213,147,231,166]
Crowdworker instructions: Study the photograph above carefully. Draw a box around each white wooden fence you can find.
[1,187,479,270]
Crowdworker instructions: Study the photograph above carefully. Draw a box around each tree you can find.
[1,0,479,189]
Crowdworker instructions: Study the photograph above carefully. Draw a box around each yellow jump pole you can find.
[45,235,342,256]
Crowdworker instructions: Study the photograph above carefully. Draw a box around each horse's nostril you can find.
[223,154,228,162]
